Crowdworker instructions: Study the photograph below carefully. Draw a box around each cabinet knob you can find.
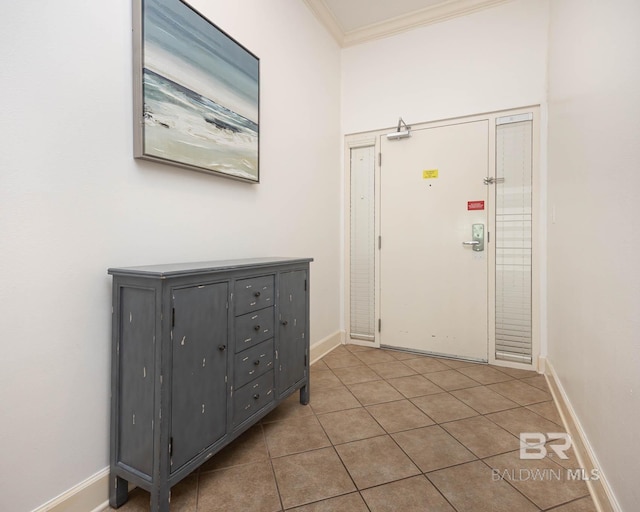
[254,360,260,366]
[254,291,261,298]
[253,393,260,400]
[218,344,226,351]
[281,320,288,326]
[254,325,261,331]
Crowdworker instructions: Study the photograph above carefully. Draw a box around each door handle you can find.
[463,224,484,252]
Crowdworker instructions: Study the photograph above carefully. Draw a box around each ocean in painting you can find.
[140,0,259,181]
[143,68,258,181]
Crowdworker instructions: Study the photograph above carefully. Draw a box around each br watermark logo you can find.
[519,432,571,460]
[489,432,601,482]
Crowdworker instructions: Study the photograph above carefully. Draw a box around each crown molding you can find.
[302,0,345,46]
[343,0,513,46]
[304,0,514,48]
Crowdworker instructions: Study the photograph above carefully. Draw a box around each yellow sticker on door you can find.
[423,169,438,179]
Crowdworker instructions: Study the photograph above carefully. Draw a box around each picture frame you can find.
[132,0,260,183]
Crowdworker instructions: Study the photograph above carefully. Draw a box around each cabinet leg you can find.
[150,485,171,512]
[109,474,129,508]
[300,383,309,405]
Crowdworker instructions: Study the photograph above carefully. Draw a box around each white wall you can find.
[546,1,640,510]
[341,0,549,134]
[0,1,341,510]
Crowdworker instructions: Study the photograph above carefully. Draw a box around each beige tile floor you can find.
[112,345,597,512]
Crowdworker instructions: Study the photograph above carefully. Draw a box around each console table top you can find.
[109,257,313,278]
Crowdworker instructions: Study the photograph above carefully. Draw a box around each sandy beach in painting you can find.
[143,69,258,180]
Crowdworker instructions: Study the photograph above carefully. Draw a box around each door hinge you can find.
[171,308,175,327]
[378,319,381,332]
[487,231,490,243]
[378,236,382,250]
[378,152,382,167]
[169,437,173,456]
[304,279,307,291]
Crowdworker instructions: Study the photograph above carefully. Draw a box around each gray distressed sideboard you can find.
[108,257,312,511]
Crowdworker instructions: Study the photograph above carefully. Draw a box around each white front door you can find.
[380,120,489,361]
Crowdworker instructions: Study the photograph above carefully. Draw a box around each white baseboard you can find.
[545,360,621,512]
[32,468,109,512]
[34,331,345,512]
[310,330,344,364]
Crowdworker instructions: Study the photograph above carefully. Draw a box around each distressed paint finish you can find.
[170,283,228,471]
[108,257,312,512]
[234,306,275,352]
[278,270,309,403]
[119,287,156,475]
[234,338,274,389]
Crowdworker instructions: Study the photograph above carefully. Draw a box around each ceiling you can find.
[303,0,513,47]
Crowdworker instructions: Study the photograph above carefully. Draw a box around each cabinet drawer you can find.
[234,339,274,389]
[233,370,274,427]
[235,275,274,316]
[235,307,274,353]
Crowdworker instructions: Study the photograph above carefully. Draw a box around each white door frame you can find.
[344,106,541,371]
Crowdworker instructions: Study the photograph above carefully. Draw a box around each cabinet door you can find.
[277,271,307,396]
[171,283,228,471]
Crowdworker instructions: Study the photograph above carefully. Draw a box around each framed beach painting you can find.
[132,0,260,183]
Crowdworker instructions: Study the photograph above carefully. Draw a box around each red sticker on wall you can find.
[467,200,485,211]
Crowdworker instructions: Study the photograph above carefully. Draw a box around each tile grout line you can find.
[359,353,535,512]
[312,354,456,510]
[476,457,543,511]
[258,422,287,512]
[381,415,464,512]
[165,351,591,512]
[468,377,591,511]
[365,355,544,511]
[328,355,502,512]
[308,394,372,512]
